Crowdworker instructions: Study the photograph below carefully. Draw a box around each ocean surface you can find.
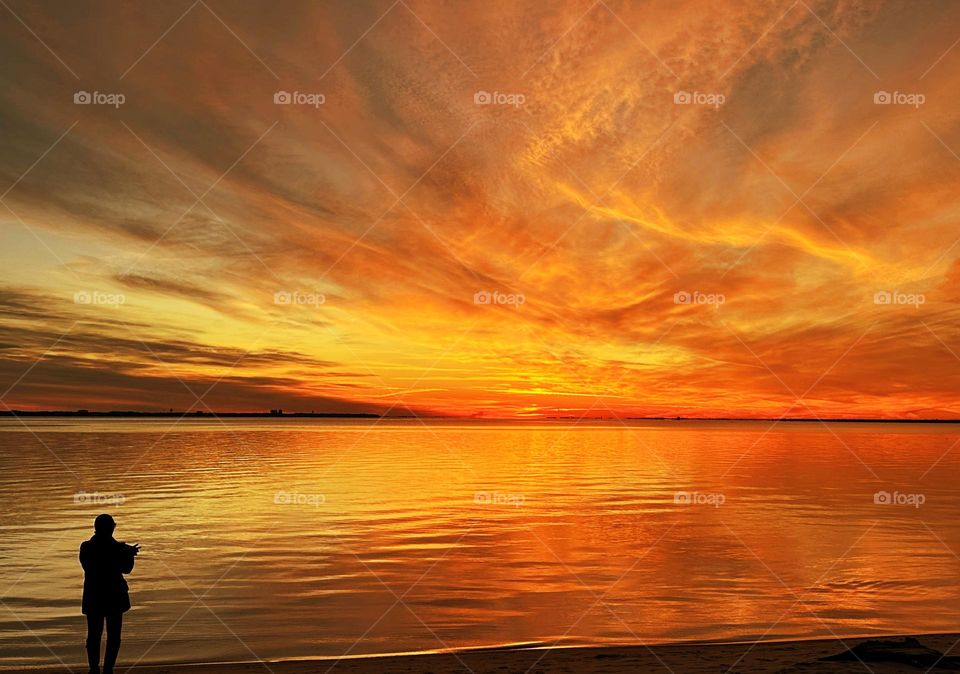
[1,418,959,668]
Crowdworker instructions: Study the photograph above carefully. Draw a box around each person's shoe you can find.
[87,668,100,674]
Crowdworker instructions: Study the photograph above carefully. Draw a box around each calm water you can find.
[1,419,959,668]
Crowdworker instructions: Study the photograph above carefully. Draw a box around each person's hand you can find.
[129,543,141,556]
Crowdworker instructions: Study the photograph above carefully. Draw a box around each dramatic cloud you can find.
[1,0,958,418]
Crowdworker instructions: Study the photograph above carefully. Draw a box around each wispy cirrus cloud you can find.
[0,0,958,418]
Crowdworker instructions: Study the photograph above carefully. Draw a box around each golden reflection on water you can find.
[1,420,959,668]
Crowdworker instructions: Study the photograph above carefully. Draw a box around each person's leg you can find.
[84,613,103,674]
[102,612,123,673]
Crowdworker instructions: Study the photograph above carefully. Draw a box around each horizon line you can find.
[2,410,959,423]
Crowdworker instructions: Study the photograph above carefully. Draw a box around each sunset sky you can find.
[1,0,959,418]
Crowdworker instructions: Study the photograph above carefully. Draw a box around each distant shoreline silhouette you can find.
[2,410,958,423]
[1,410,382,418]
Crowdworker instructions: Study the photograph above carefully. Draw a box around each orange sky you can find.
[1,0,959,419]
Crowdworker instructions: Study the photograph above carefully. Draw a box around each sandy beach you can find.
[27,634,960,673]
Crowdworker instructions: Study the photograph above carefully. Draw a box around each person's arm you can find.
[120,543,137,574]
[79,542,90,571]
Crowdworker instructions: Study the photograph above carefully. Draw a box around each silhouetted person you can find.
[79,514,139,674]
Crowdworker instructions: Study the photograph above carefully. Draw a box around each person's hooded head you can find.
[94,513,116,537]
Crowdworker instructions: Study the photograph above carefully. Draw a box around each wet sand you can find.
[35,633,960,673]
